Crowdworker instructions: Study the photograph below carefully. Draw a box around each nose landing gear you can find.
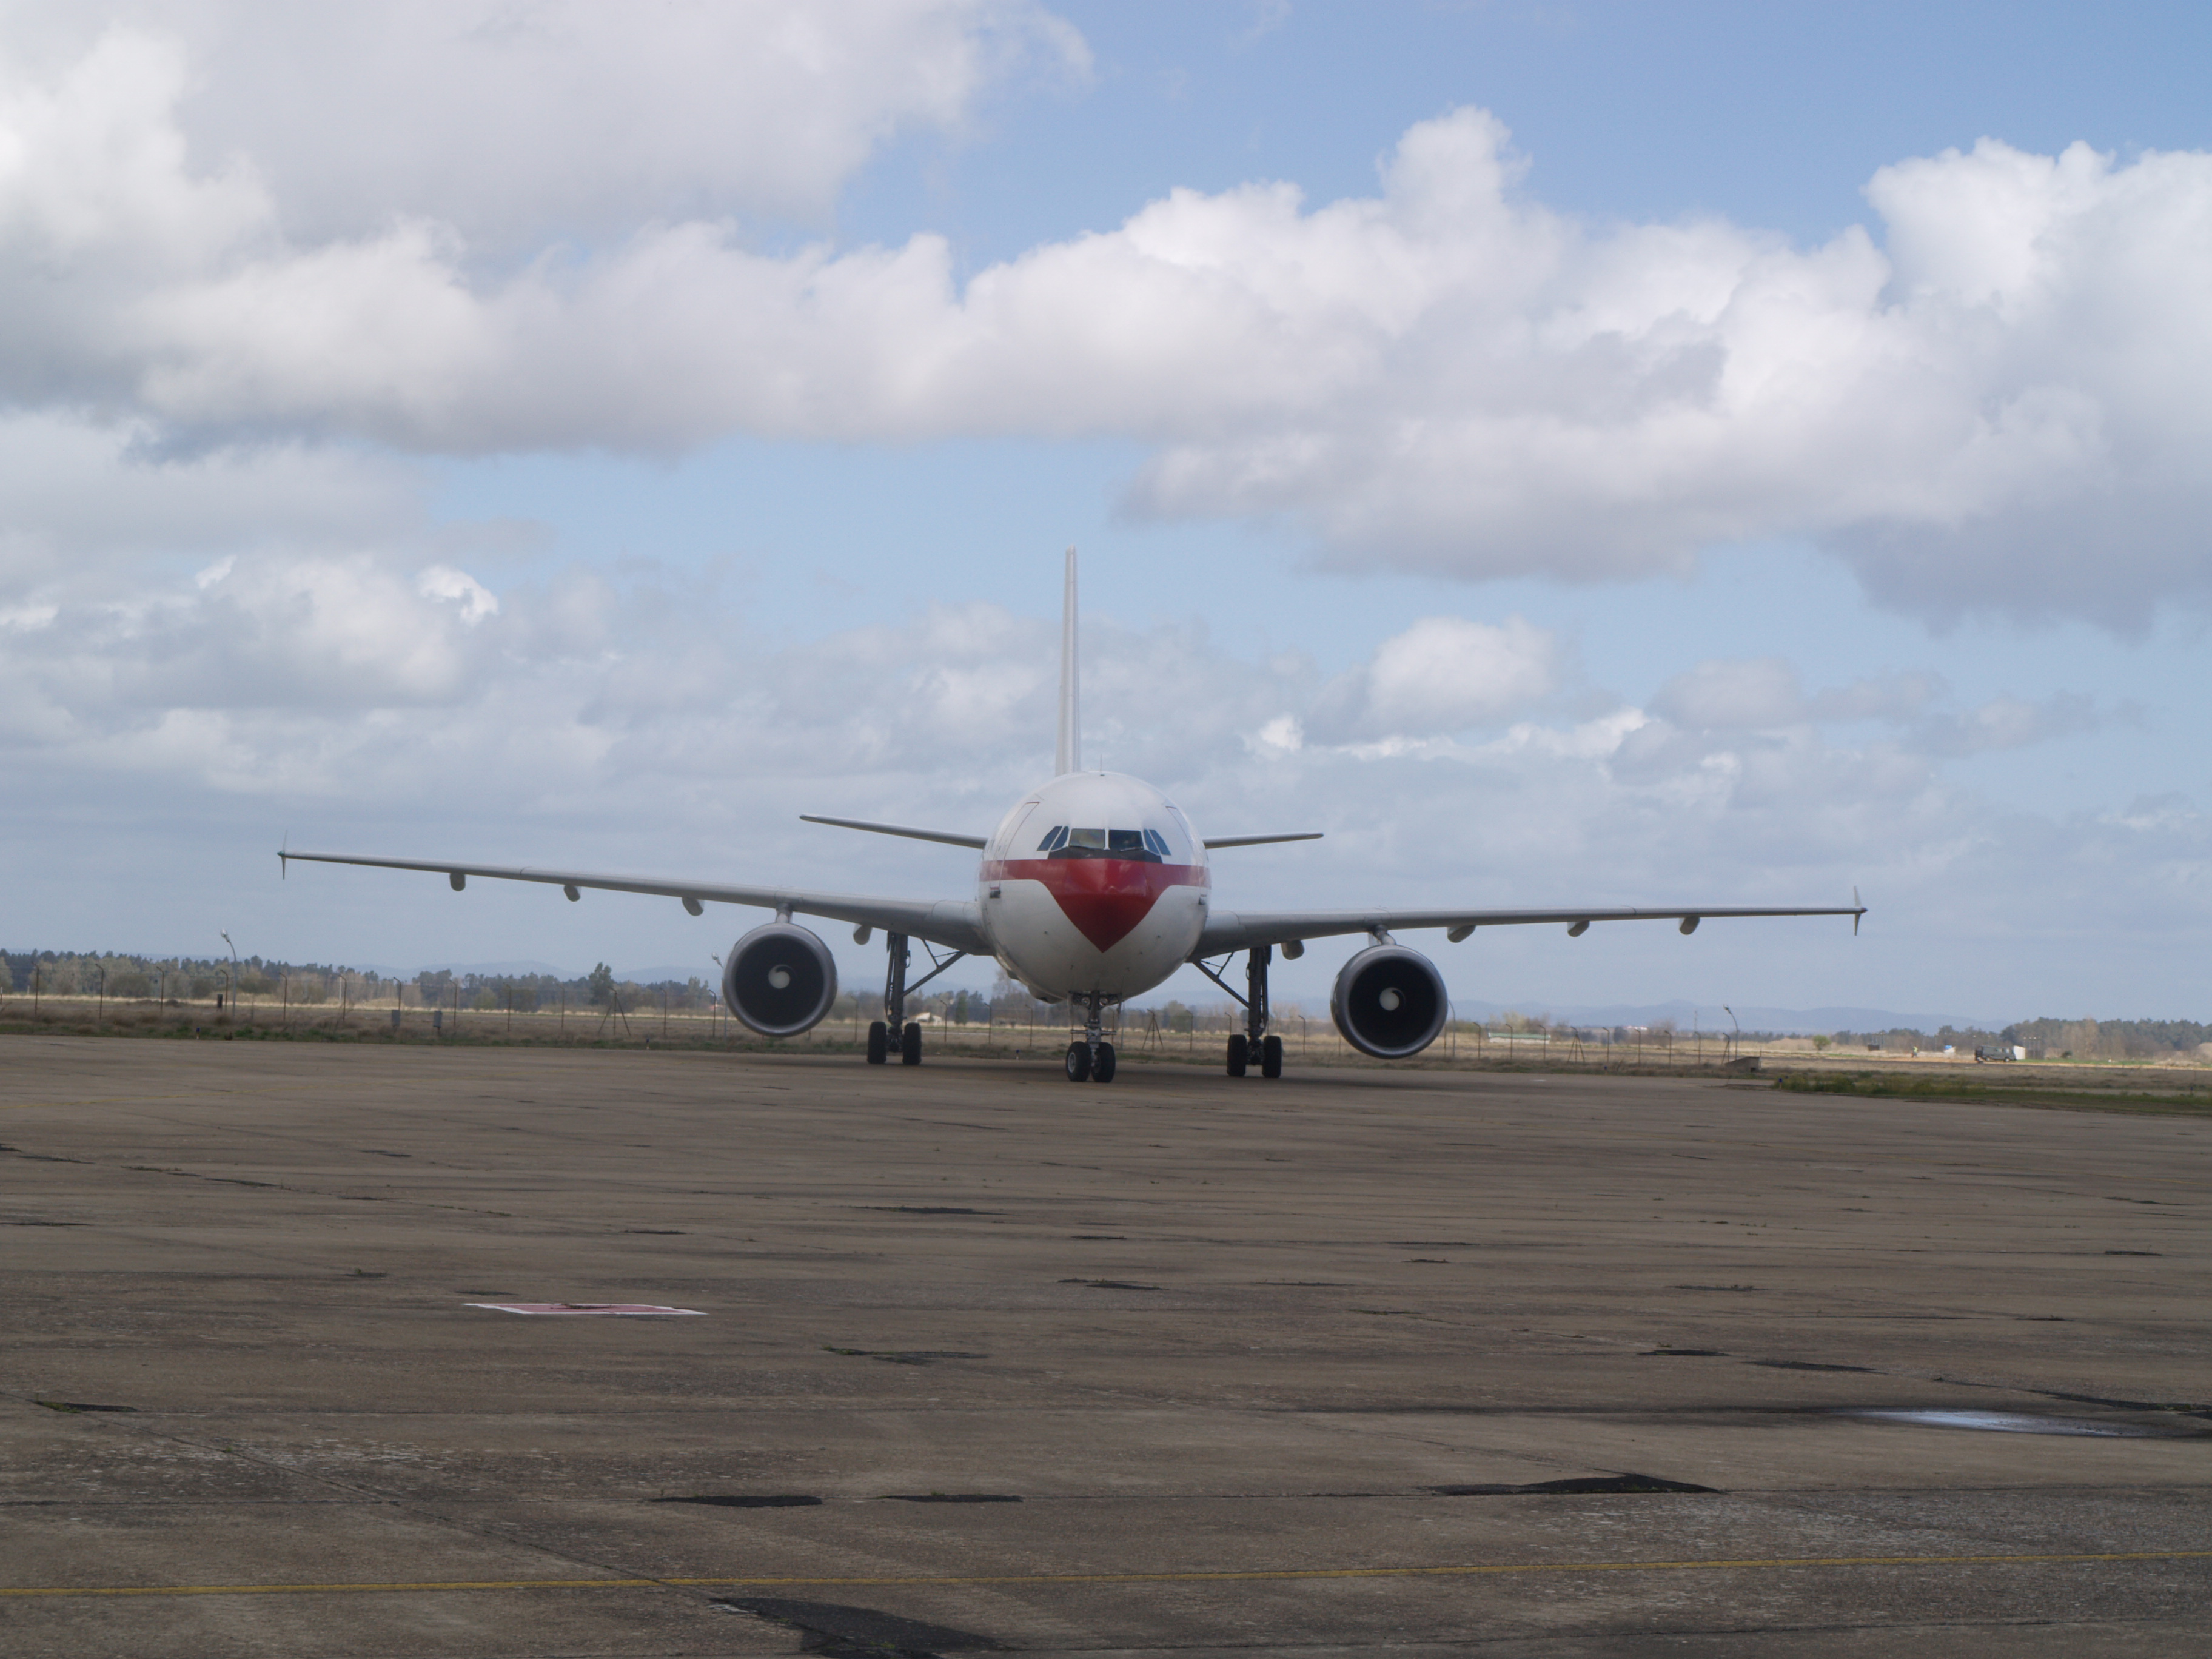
[1064,993,1118,1083]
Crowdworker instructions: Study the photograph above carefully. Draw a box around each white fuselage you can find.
[976,771,1210,1004]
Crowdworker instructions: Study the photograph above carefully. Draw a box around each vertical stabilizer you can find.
[1056,546,1079,776]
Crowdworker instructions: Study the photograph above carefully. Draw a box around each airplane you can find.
[281,550,1863,1084]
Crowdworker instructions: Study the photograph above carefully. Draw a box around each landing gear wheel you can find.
[1260,1034,1283,1078]
[1064,1041,1092,1082]
[1093,1041,1116,1083]
[1226,1033,1248,1076]
[866,1021,888,1065]
[900,1021,922,1065]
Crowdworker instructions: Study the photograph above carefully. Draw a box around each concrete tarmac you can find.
[1,1036,2206,1657]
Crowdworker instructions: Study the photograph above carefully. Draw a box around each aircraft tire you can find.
[1064,1041,1091,1082]
[866,1021,888,1065]
[1260,1034,1283,1078]
[1226,1034,1248,1076]
[900,1021,922,1065]
[1093,1041,1116,1083]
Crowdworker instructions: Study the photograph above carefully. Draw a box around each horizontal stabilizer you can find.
[800,815,987,850]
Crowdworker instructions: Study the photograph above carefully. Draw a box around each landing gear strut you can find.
[865,930,966,1068]
[1063,993,1116,1084]
[1203,944,1284,1078]
[866,931,909,1065]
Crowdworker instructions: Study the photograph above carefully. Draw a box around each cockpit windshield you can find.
[1034,825,1173,863]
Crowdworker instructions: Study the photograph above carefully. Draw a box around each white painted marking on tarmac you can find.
[466,1302,703,1316]
[1848,1409,2160,1436]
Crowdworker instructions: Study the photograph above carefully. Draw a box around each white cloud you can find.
[1644,654,2105,758]
[0,27,2202,620]
[1310,614,1564,740]
[416,564,498,626]
[1649,657,1805,730]
[0,2,1081,250]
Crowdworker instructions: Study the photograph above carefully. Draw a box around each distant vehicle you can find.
[1974,1045,2028,1062]
[283,552,1864,1084]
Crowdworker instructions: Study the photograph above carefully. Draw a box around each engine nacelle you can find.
[1330,942,1449,1059]
[721,922,839,1037]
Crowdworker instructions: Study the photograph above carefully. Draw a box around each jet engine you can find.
[1330,942,1449,1059]
[721,922,839,1037]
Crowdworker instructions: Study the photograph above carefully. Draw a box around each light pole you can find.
[1724,1005,1741,1062]
[220,931,239,1019]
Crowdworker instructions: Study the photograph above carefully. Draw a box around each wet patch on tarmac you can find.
[33,1399,135,1413]
[882,1493,1022,1504]
[717,1596,1004,1655]
[654,1493,823,1509]
[1641,1347,1727,1356]
[863,1205,993,1215]
[1428,1473,1719,1495]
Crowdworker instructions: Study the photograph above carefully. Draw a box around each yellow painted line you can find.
[5,1549,2208,1599]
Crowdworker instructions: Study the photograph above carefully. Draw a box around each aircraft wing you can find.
[279,851,991,955]
[1195,900,1864,956]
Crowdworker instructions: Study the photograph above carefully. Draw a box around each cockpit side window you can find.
[1036,825,1068,852]
[1141,828,1172,859]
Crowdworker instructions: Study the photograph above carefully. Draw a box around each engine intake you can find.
[722,922,838,1037]
[1330,942,1449,1059]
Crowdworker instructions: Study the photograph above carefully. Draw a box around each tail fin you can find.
[1056,546,1079,776]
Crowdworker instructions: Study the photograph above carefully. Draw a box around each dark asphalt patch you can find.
[1429,1473,1718,1495]
[822,1347,988,1365]
[1640,1348,1726,1356]
[655,1494,823,1509]
[882,1493,1021,1503]
[1752,1359,1877,1373]
[1058,1278,1160,1290]
[717,1596,1002,1655]
[33,1400,135,1414]
[863,1206,992,1215]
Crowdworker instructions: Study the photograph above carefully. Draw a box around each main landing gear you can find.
[862,930,965,1068]
[1062,993,1117,1084]
[1201,944,1285,1079]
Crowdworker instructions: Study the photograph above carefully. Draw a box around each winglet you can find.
[1056,546,1079,776]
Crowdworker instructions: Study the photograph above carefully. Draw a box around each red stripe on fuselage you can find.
[984,858,1207,952]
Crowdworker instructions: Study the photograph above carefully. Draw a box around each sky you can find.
[4,0,2210,1024]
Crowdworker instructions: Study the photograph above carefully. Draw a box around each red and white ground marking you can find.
[466,1302,704,1316]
